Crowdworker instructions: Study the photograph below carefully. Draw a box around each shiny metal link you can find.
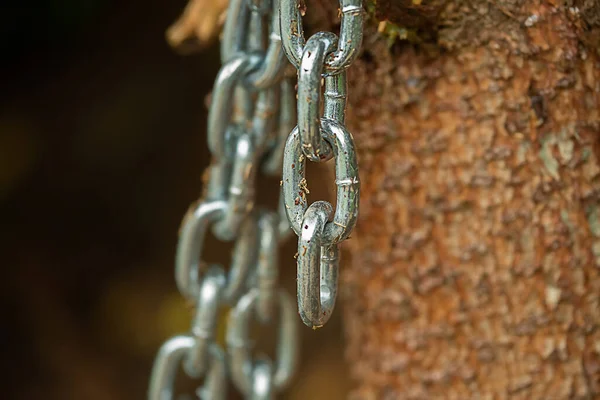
[245,0,286,89]
[297,32,338,162]
[297,201,340,328]
[213,134,258,240]
[213,82,283,240]
[148,335,226,400]
[227,289,298,396]
[208,55,260,160]
[224,0,285,90]
[282,120,360,244]
[251,359,274,400]
[296,32,348,162]
[184,266,226,377]
[221,0,250,63]
[279,0,364,73]
[176,201,225,302]
[176,201,257,304]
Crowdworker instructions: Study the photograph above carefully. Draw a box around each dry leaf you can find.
[166,0,229,54]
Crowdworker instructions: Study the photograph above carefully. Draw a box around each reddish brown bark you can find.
[312,0,600,398]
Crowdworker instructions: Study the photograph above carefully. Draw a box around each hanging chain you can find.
[149,0,299,398]
[279,0,364,329]
[149,0,364,398]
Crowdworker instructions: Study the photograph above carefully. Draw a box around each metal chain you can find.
[149,0,298,398]
[279,0,364,328]
[149,0,364,397]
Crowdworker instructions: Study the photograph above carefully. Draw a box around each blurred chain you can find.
[149,0,298,398]
[279,0,363,328]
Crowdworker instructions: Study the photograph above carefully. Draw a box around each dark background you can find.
[1,1,350,398]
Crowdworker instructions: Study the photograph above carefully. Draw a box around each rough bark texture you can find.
[311,0,600,398]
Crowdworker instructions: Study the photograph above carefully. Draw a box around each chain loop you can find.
[148,336,227,400]
[280,0,364,73]
[297,32,338,162]
[227,289,298,396]
[282,120,360,244]
[213,134,258,240]
[176,201,257,304]
[208,55,260,160]
[297,201,340,328]
[245,0,286,89]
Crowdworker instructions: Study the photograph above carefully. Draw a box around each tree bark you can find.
[310,0,600,398]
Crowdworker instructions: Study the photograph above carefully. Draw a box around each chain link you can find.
[280,0,364,73]
[149,0,300,398]
[279,0,364,328]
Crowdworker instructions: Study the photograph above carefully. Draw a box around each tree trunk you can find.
[312,0,600,398]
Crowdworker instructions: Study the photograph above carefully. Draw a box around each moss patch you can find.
[364,0,440,46]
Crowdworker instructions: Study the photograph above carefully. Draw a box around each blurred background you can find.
[1,0,350,398]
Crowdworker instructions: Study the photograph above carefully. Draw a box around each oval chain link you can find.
[297,201,340,328]
[279,0,363,328]
[283,120,360,243]
[297,32,338,162]
[148,335,227,400]
[149,0,300,398]
[280,0,364,73]
[227,289,298,395]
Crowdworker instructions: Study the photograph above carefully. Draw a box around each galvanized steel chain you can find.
[279,0,364,328]
[149,0,298,399]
